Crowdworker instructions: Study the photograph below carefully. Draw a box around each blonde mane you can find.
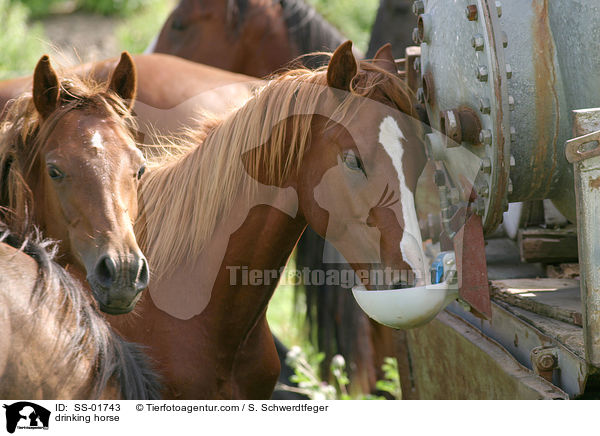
[137,60,417,278]
[0,75,138,235]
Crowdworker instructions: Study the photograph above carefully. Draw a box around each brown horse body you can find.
[151,0,352,77]
[102,42,426,398]
[0,227,160,399]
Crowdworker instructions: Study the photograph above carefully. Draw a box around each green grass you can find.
[116,0,174,54]
[307,0,379,53]
[0,0,47,80]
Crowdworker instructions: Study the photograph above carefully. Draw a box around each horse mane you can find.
[0,73,138,235]
[280,0,347,61]
[0,225,161,399]
[137,59,417,279]
[226,0,349,67]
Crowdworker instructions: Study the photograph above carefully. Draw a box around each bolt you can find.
[412,27,420,44]
[476,65,489,82]
[506,64,512,79]
[418,14,432,43]
[466,4,478,21]
[416,87,425,104]
[502,31,508,48]
[508,95,515,111]
[413,57,421,73]
[510,155,516,167]
[441,109,461,144]
[479,184,489,198]
[510,126,517,143]
[479,129,492,145]
[412,0,424,16]
[496,1,502,17]
[479,97,491,114]
[537,353,557,371]
[481,157,492,174]
[507,178,513,195]
[471,34,484,51]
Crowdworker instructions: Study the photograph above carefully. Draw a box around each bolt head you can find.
[479,129,492,145]
[412,0,424,16]
[481,157,492,174]
[508,95,515,111]
[502,31,508,48]
[506,63,512,79]
[412,27,420,44]
[496,1,502,17]
[479,97,491,114]
[478,184,489,198]
[416,87,425,104]
[538,353,557,371]
[413,57,421,73]
[466,4,478,21]
[510,126,517,143]
[471,34,484,51]
[476,65,489,82]
[507,179,513,195]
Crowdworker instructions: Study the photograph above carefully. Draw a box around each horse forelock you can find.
[137,60,417,280]
[0,75,138,235]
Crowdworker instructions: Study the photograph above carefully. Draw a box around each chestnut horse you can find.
[0,54,149,314]
[105,41,425,399]
[0,226,161,399]
[150,0,354,77]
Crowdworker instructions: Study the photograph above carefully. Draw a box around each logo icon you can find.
[3,402,50,434]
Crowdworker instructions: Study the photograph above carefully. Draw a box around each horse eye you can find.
[136,164,146,180]
[47,165,65,180]
[342,150,366,175]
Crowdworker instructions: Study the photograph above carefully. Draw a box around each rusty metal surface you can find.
[567,108,600,369]
[445,300,588,396]
[453,213,492,318]
[405,310,569,399]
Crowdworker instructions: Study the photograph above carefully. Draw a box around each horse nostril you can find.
[95,255,117,288]
[136,256,150,291]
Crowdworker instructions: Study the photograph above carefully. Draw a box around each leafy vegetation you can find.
[12,0,161,17]
[0,0,47,80]
[116,0,174,53]
[306,0,379,53]
[278,346,401,400]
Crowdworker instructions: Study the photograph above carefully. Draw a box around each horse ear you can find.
[327,41,358,92]
[108,52,137,109]
[33,55,60,120]
[372,43,398,75]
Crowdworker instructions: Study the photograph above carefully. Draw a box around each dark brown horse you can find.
[0,226,161,399]
[149,0,356,77]
[104,41,425,399]
[0,53,149,314]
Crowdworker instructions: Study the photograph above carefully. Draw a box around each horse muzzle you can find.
[87,252,149,314]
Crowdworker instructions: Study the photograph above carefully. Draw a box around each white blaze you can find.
[91,131,104,150]
[378,116,426,285]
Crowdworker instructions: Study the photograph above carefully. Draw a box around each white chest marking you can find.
[378,116,426,285]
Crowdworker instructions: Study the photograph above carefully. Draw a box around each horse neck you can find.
[280,0,347,57]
